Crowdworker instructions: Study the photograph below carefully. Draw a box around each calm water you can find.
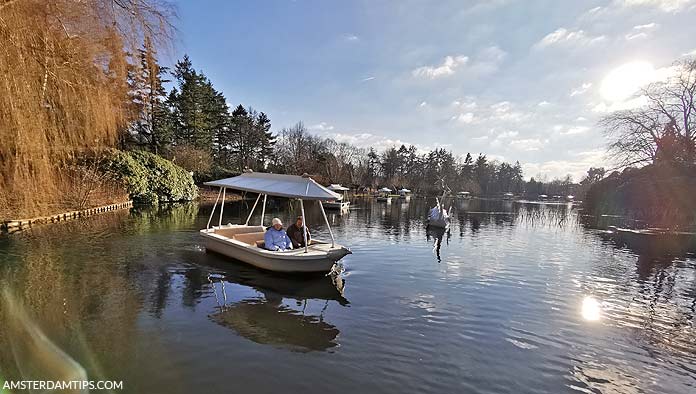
[1,198,695,394]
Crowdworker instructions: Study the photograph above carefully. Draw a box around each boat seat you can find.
[215,226,265,239]
[233,232,266,246]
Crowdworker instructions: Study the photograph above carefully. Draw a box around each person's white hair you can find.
[272,217,282,226]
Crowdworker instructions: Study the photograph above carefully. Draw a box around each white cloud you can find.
[343,34,359,41]
[451,112,476,124]
[522,150,606,180]
[560,126,590,135]
[534,28,606,49]
[625,32,648,40]
[419,101,428,108]
[412,55,469,79]
[634,22,659,30]
[412,46,506,80]
[538,101,551,107]
[309,122,335,131]
[452,97,478,110]
[451,112,475,123]
[625,22,659,40]
[591,95,649,112]
[617,0,695,12]
[570,82,592,97]
[509,138,546,151]
[361,76,375,82]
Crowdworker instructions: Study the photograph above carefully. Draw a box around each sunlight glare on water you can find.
[581,296,601,321]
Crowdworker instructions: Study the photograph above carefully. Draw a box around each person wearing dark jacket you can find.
[287,216,310,248]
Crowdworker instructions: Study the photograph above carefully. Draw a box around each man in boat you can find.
[287,215,311,248]
[264,218,294,251]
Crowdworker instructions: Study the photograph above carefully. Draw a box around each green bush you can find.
[101,149,198,204]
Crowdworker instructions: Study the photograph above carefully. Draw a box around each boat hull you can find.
[201,229,350,273]
[324,201,350,210]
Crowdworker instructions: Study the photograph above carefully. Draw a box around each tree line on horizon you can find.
[125,51,599,197]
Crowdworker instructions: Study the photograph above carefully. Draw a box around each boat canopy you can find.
[205,172,341,201]
[398,188,411,193]
[328,184,350,192]
[457,191,470,195]
[378,187,392,192]
[504,192,514,196]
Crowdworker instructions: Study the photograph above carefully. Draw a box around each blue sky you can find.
[170,0,696,180]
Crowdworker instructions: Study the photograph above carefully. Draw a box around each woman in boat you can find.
[287,216,311,248]
[264,218,293,251]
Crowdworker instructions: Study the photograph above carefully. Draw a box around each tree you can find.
[601,59,696,167]
[168,55,229,154]
[582,167,606,185]
[126,36,172,154]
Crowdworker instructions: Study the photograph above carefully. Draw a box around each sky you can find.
[170,0,696,180]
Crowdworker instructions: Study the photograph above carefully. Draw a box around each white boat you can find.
[398,188,412,201]
[503,192,514,200]
[200,172,352,273]
[324,184,350,211]
[456,191,472,200]
[376,187,392,203]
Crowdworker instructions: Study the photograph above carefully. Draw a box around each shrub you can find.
[101,149,198,204]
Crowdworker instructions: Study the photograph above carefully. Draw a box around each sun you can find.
[600,61,656,102]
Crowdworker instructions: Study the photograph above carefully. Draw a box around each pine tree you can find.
[168,55,229,153]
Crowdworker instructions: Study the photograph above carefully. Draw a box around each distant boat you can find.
[376,187,392,203]
[538,194,548,200]
[503,192,514,200]
[566,195,575,202]
[456,191,472,200]
[200,172,352,273]
[325,184,350,211]
[398,188,412,201]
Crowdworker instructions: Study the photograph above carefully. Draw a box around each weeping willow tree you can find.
[0,0,174,217]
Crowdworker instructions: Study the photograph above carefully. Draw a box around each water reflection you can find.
[0,198,695,393]
[581,296,601,321]
[208,278,341,353]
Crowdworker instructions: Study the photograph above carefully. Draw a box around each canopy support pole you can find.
[260,194,267,226]
[245,193,261,225]
[299,199,308,253]
[219,187,226,227]
[206,187,222,229]
[318,200,335,247]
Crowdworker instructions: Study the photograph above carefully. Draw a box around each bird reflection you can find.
[426,227,450,262]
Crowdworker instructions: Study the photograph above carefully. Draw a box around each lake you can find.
[0,198,695,394]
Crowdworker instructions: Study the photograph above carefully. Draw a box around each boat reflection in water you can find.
[194,250,347,353]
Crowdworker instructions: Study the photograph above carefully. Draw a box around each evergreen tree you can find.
[168,55,229,153]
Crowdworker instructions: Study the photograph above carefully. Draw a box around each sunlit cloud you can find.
[309,122,334,131]
[618,0,695,12]
[509,138,546,151]
[534,28,606,49]
[361,76,375,82]
[598,61,677,103]
[412,55,469,79]
[570,82,592,97]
